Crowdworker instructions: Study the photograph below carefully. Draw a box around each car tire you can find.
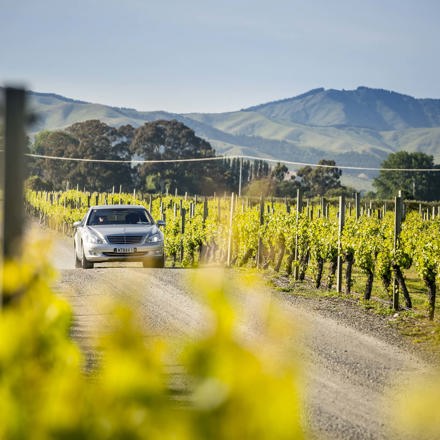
[81,243,94,269]
[154,256,165,268]
[159,256,165,268]
[143,256,165,268]
[74,244,81,268]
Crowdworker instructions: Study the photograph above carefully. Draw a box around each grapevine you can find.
[25,190,440,318]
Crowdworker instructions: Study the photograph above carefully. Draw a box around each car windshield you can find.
[87,208,153,226]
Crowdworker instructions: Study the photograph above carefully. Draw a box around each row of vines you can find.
[26,189,440,319]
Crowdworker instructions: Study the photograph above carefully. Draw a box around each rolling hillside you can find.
[11,86,440,191]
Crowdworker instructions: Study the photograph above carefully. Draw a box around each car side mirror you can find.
[73,221,81,228]
[156,220,166,227]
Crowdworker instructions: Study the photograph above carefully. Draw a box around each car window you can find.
[87,208,153,225]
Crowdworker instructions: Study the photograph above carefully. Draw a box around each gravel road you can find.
[47,227,429,440]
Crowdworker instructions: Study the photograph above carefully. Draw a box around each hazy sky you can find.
[2,0,440,113]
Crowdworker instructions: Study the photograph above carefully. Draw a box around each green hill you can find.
[11,86,440,192]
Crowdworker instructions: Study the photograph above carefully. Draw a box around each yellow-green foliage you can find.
[0,242,304,439]
[0,241,84,439]
[233,208,260,263]
[391,371,440,440]
[24,190,440,316]
[183,271,304,439]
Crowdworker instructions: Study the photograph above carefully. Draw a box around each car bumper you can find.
[83,242,164,262]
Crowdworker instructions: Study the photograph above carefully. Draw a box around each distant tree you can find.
[216,158,270,195]
[243,165,300,198]
[31,120,133,191]
[242,160,345,198]
[274,179,301,197]
[271,162,288,182]
[220,158,241,191]
[32,130,80,189]
[130,120,216,194]
[296,159,342,197]
[29,118,275,195]
[243,177,277,198]
[325,185,357,198]
[25,175,53,191]
[252,160,270,180]
[66,120,133,191]
[373,151,440,200]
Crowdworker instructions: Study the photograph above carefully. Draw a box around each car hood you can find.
[88,224,159,236]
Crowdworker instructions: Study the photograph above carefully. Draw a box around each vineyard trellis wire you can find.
[26,152,440,172]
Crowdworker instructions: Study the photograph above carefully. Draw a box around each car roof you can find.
[89,205,147,210]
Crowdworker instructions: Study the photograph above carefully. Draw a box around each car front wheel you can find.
[143,256,165,268]
[74,244,81,268]
[81,243,94,269]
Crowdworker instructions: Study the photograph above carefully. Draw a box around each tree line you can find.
[372,151,440,201]
[26,119,272,195]
[23,118,440,200]
[26,119,346,197]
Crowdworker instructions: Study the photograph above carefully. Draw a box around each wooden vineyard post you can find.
[238,157,243,197]
[336,195,346,293]
[160,201,165,222]
[203,197,208,225]
[217,197,221,222]
[227,193,235,267]
[1,88,26,308]
[294,189,303,280]
[180,205,186,263]
[256,197,265,268]
[355,192,360,219]
[393,194,403,311]
[320,197,326,218]
[63,196,66,234]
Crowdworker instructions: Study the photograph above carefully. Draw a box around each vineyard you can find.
[4,87,440,440]
[26,189,440,320]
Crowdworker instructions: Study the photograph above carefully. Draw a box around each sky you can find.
[2,0,440,113]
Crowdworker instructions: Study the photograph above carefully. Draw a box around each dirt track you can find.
[49,228,428,440]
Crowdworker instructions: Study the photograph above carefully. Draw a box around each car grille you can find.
[106,235,145,244]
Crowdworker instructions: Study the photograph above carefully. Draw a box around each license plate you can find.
[115,248,136,253]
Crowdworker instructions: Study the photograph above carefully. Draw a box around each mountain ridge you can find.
[10,86,440,191]
[242,86,440,130]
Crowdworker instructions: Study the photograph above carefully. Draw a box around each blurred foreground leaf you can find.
[0,241,304,439]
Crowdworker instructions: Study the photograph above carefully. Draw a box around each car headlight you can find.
[146,232,163,243]
[84,229,104,244]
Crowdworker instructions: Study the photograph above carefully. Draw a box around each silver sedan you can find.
[73,205,165,269]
